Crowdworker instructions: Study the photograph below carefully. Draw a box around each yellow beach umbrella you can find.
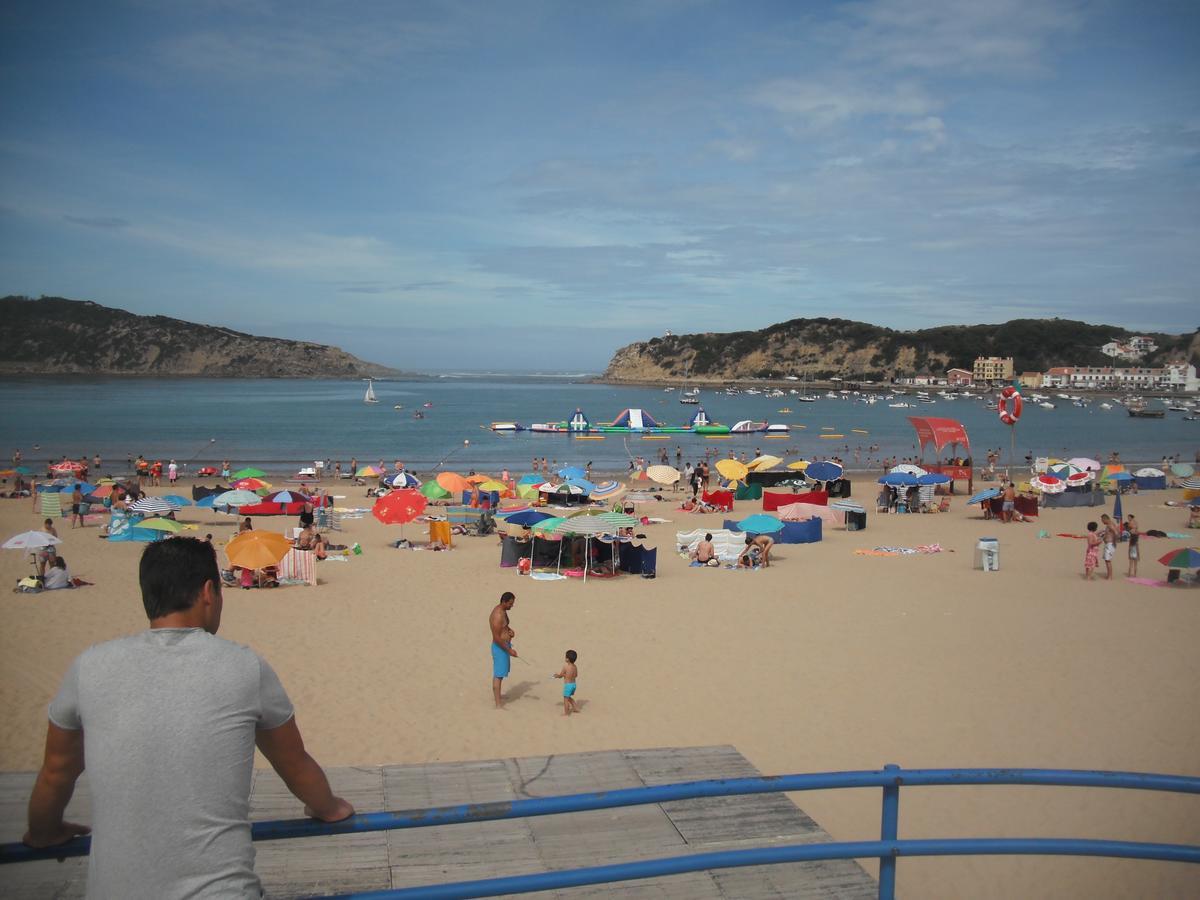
[646,465,680,485]
[746,455,782,472]
[786,460,810,471]
[477,480,507,493]
[715,459,748,484]
[356,466,380,477]
[137,517,184,533]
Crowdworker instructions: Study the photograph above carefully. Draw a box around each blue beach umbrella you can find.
[557,466,587,480]
[916,472,952,486]
[195,495,216,508]
[385,472,421,488]
[805,461,842,482]
[564,478,596,494]
[1105,472,1133,482]
[163,494,193,506]
[967,488,1002,505]
[1113,492,1123,523]
[737,513,785,534]
[499,509,554,528]
[517,473,544,485]
[879,472,918,486]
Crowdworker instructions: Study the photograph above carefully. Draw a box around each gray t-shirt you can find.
[49,627,294,899]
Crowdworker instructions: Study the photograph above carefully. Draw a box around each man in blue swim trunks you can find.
[489,592,518,708]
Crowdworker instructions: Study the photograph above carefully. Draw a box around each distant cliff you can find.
[0,296,406,378]
[603,317,1198,382]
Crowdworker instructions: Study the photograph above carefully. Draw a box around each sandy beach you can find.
[2,475,1199,898]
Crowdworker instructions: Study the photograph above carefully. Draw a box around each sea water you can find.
[0,377,1194,476]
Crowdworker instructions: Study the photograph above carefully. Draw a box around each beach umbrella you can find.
[1113,491,1123,523]
[571,510,639,529]
[355,465,381,478]
[967,488,1002,505]
[916,472,952,485]
[554,516,611,535]
[557,466,587,480]
[477,480,508,493]
[233,477,271,492]
[786,460,810,471]
[531,516,569,535]
[737,513,784,534]
[746,455,782,472]
[517,473,544,485]
[1067,471,1094,487]
[231,467,267,480]
[715,459,749,484]
[1105,472,1133,482]
[466,473,493,485]
[90,484,114,499]
[136,517,185,533]
[385,472,422,489]
[1048,463,1086,480]
[540,480,589,496]
[261,490,309,504]
[436,472,471,494]
[213,489,261,508]
[516,483,542,500]
[3,530,62,550]
[163,494,193,506]
[805,461,843,482]
[589,481,623,499]
[1189,496,1200,507]
[372,489,428,526]
[646,465,680,485]
[1133,467,1164,478]
[889,464,926,476]
[1179,476,1200,490]
[1068,457,1101,472]
[226,530,293,570]
[879,472,918,486]
[195,494,217,507]
[1157,548,1200,569]
[419,481,451,500]
[129,496,177,516]
[500,509,554,528]
[13,465,33,475]
[1031,474,1066,494]
[1170,463,1195,478]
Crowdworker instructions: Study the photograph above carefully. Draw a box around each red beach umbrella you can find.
[372,489,428,525]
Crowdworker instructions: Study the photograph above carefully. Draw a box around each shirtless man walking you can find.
[489,592,518,709]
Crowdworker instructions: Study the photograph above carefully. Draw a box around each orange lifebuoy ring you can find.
[998,386,1023,425]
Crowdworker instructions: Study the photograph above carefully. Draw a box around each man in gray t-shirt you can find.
[24,537,353,899]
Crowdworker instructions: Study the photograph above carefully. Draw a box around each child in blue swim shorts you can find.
[554,650,580,716]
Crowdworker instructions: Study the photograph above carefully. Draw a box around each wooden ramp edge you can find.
[0,745,877,899]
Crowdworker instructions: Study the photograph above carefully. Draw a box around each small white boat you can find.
[888,402,911,408]
[918,397,936,404]
[363,379,379,404]
[1100,403,1112,410]
[393,404,404,410]
[730,420,768,433]
[765,423,790,434]
[796,396,818,402]
[490,422,524,432]
[1039,402,1056,410]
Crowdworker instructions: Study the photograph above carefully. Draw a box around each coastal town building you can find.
[1100,336,1158,361]
[945,368,973,387]
[972,356,1014,383]
[1019,372,1044,389]
[1043,363,1198,392]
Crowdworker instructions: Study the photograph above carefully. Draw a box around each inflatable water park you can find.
[490,407,790,436]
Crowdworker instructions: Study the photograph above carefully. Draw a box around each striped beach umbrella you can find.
[213,490,261,508]
[830,500,865,513]
[1031,474,1066,494]
[1179,476,1200,490]
[1157,548,1200,569]
[646,465,680,485]
[128,496,177,516]
[589,481,623,498]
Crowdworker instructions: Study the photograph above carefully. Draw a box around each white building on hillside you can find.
[1100,336,1158,361]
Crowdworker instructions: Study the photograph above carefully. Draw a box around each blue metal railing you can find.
[4,766,1199,898]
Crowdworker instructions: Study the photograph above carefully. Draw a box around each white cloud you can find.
[750,78,939,129]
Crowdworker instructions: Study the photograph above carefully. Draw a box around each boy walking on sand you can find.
[554,650,579,716]
[1126,514,1140,577]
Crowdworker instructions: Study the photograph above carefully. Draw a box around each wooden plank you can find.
[0,746,878,899]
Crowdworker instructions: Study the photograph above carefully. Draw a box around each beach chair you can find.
[277,549,317,586]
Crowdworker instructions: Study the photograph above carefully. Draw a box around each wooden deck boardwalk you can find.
[0,745,877,898]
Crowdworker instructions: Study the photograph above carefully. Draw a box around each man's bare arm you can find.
[256,718,354,822]
[24,723,90,848]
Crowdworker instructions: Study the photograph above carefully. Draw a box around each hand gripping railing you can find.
[4,765,1199,899]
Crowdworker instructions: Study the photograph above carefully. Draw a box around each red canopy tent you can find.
[907,416,973,492]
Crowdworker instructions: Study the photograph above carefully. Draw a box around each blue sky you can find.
[1,0,1197,371]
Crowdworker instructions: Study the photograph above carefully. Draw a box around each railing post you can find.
[879,763,901,900]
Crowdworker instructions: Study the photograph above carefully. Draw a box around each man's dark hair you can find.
[705,533,712,540]
[500,591,515,603]
[566,650,577,663]
[140,537,220,619]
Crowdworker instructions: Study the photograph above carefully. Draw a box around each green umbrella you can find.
[530,517,569,535]
[419,481,451,500]
[232,467,267,480]
[572,510,638,529]
[137,517,184,533]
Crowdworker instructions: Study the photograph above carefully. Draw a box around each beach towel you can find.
[531,571,567,581]
[855,544,946,557]
[1126,577,1169,587]
[277,549,317,585]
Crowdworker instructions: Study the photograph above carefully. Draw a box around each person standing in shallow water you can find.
[489,592,517,709]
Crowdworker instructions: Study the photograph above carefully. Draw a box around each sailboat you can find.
[678,363,699,404]
[363,379,379,404]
